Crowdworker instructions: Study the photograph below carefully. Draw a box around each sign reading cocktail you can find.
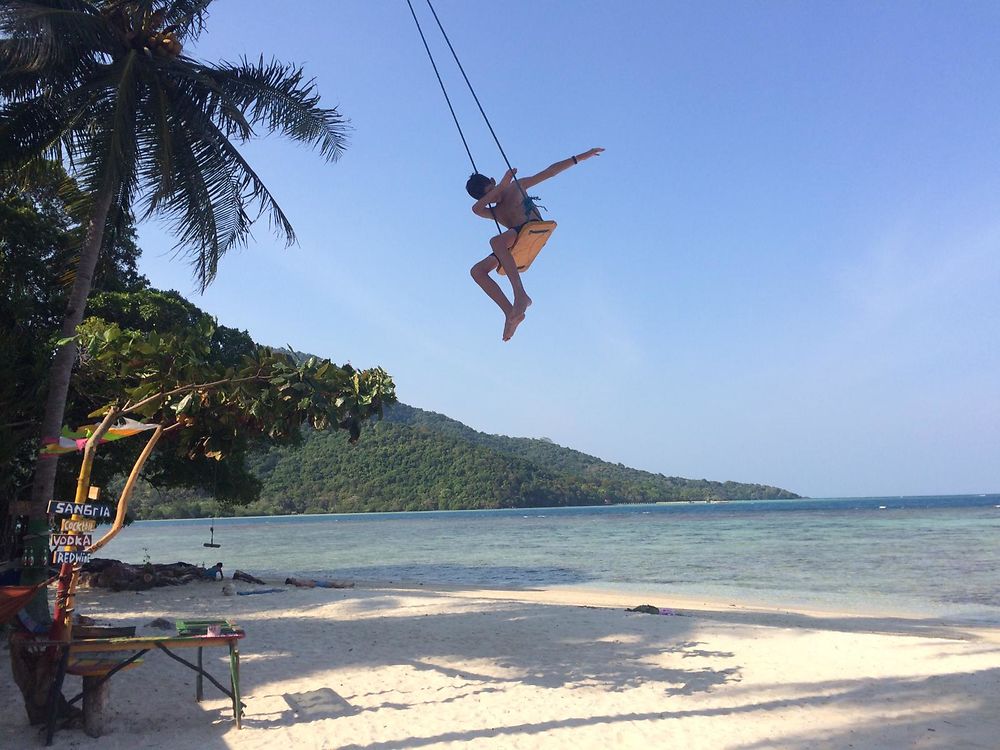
[61,518,97,533]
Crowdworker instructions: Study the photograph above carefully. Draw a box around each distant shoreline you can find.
[129,493,999,521]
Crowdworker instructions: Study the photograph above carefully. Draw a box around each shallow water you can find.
[104,495,1000,623]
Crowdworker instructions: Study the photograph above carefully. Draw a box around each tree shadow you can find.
[5,584,995,749]
[673,605,991,641]
[330,667,999,750]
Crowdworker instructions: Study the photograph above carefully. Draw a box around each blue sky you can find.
[135,1,1000,498]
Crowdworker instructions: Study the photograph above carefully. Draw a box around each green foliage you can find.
[73,305,396,506]
[0,0,348,290]
[0,159,395,515]
[133,403,799,518]
[0,162,145,504]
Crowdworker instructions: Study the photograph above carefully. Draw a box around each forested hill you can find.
[187,403,798,517]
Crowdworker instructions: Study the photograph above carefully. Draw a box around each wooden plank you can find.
[49,533,93,547]
[69,634,243,653]
[497,220,557,276]
[46,501,112,519]
[51,550,91,565]
[61,518,97,532]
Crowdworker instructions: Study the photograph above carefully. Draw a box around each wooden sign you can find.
[49,533,93,548]
[47,489,106,567]
[61,518,97,532]
[47,501,113,519]
[52,550,91,565]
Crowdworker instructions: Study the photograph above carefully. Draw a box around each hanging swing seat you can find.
[498,220,557,275]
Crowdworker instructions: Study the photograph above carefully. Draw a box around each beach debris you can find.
[79,558,212,591]
[627,604,660,615]
[284,577,355,589]
[146,617,173,630]
[232,569,266,585]
[626,604,679,616]
[236,588,285,596]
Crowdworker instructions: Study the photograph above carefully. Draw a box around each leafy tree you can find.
[8,306,395,724]
[2,2,353,723]
[0,0,348,520]
[75,288,387,507]
[0,161,146,509]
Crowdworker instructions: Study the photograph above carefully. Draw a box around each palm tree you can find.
[0,0,348,518]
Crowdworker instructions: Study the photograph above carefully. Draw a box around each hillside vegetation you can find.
[132,403,799,518]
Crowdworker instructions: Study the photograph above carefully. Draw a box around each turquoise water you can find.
[104,495,1000,623]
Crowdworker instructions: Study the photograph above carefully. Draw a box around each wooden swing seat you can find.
[498,220,557,275]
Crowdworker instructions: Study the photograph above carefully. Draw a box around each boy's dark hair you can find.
[466,173,492,200]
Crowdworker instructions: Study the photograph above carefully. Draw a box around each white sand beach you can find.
[2,581,998,749]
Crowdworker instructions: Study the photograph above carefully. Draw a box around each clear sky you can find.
[134,0,1000,498]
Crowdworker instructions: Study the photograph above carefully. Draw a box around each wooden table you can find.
[43,619,245,744]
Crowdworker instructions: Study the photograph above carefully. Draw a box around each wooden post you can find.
[229,641,242,728]
[82,675,110,738]
[44,645,70,747]
[196,647,203,701]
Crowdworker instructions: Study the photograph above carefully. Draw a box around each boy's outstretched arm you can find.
[519,148,604,190]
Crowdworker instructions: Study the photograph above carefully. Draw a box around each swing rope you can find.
[405,0,536,233]
[404,0,479,174]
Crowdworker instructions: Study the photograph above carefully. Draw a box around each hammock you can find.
[0,576,57,625]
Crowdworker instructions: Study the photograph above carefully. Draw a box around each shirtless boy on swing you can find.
[466,147,604,341]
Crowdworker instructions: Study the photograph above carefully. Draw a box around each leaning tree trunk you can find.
[29,186,115,512]
[13,184,116,725]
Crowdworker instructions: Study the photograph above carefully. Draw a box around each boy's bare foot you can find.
[503,311,525,341]
[502,296,532,341]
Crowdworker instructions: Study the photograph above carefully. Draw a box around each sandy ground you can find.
[2,580,998,749]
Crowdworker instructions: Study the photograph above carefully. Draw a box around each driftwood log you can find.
[232,569,265,585]
[78,558,206,591]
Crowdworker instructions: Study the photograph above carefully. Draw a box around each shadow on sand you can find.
[10,583,996,749]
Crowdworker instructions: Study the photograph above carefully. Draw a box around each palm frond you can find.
[0,1,113,71]
[100,0,213,41]
[2,0,347,296]
[0,56,100,104]
[137,71,255,289]
[202,56,349,162]
[161,0,213,39]
[63,52,141,230]
[0,95,71,170]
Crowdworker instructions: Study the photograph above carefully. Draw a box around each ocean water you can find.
[103,495,1000,624]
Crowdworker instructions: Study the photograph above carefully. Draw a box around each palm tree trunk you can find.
[12,184,115,726]
[29,185,115,512]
